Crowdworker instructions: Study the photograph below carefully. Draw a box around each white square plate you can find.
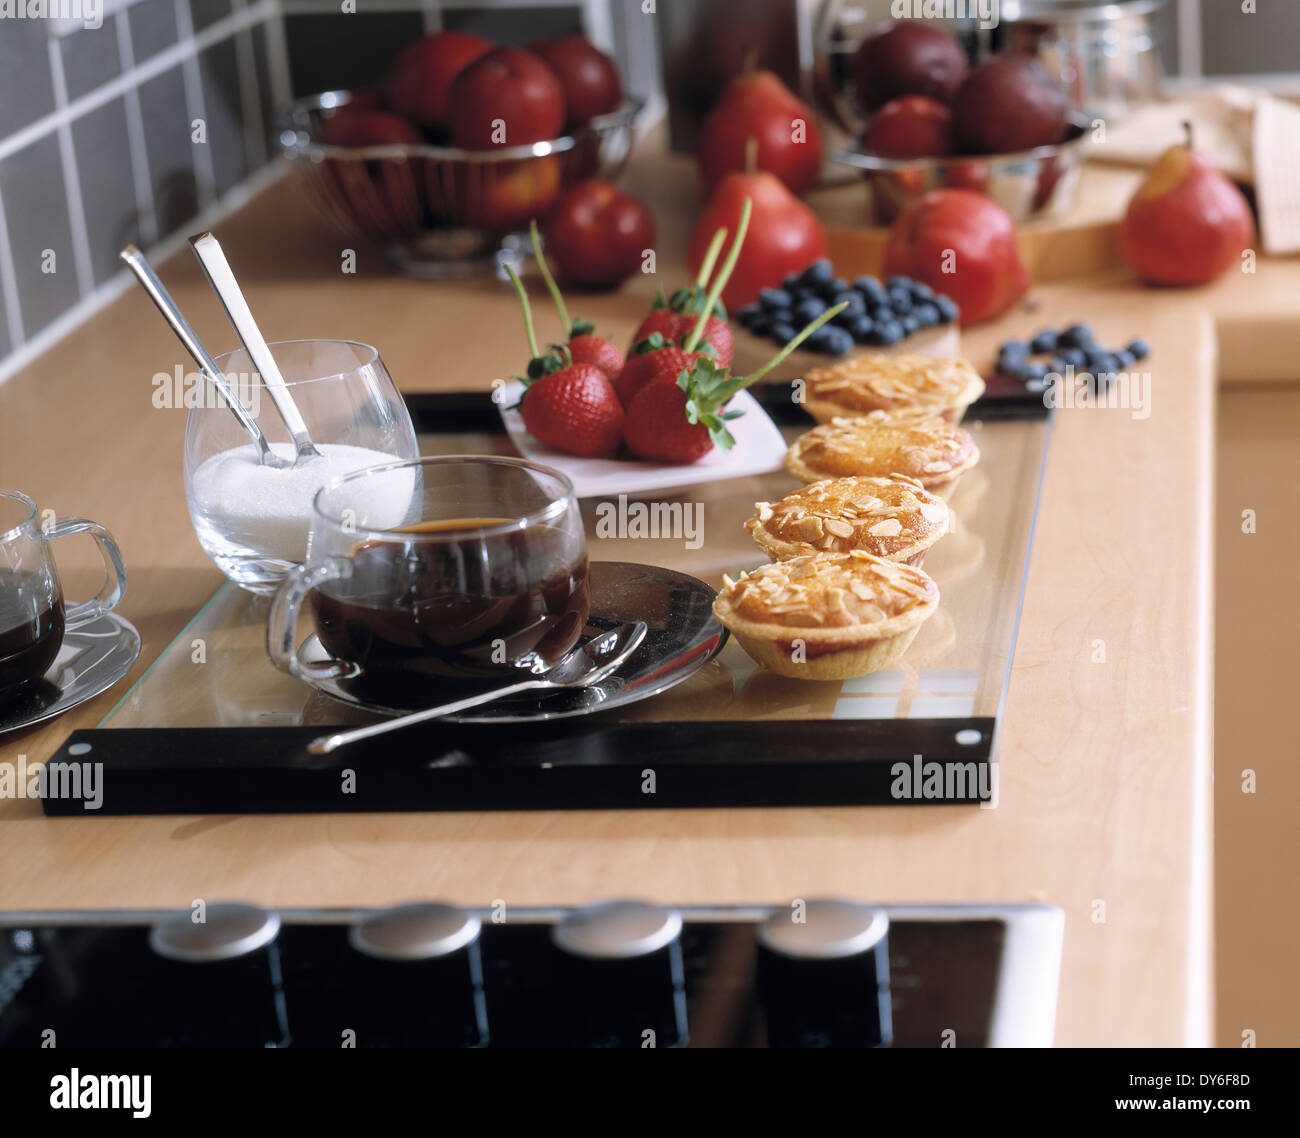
[497,381,788,499]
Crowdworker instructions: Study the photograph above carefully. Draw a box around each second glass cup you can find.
[268,456,589,708]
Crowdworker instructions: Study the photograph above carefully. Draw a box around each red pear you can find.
[688,170,828,309]
[696,70,824,197]
[1119,131,1255,287]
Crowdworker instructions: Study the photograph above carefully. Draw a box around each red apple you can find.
[953,56,1067,155]
[543,179,654,289]
[864,95,954,159]
[851,21,968,111]
[688,170,829,308]
[447,47,566,149]
[883,189,1029,326]
[696,70,824,197]
[386,30,493,131]
[1119,134,1255,287]
[531,35,622,126]
[319,108,422,148]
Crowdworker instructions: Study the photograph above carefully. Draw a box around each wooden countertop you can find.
[5,146,1267,1047]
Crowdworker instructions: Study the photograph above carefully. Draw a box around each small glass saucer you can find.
[0,613,141,734]
[299,562,728,723]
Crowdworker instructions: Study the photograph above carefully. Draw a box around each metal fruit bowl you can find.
[277,91,643,277]
[832,111,1092,226]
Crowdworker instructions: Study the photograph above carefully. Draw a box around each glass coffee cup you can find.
[0,490,128,706]
[268,456,589,708]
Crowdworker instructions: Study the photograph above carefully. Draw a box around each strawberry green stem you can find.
[504,263,541,360]
[694,226,728,289]
[683,196,752,353]
[529,221,571,334]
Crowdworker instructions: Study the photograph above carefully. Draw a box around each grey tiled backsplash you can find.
[0,0,284,376]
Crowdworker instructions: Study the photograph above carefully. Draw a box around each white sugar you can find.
[189,442,416,561]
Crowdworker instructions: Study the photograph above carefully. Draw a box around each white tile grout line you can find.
[175,0,218,209]
[116,9,161,246]
[46,34,98,299]
[0,2,278,168]
[264,4,293,111]
[231,0,269,170]
[0,161,289,390]
[0,187,26,351]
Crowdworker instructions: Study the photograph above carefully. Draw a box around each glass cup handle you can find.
[267,557,357,683]
[44,517,128,631]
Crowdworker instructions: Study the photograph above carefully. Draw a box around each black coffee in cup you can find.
[0,571,66,704]
[309,518,590,706]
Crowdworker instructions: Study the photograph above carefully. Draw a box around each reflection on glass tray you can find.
[99,413,1042,731]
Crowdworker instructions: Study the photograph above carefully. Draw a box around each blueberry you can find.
[766,307,793,328]
[1031,328,1058,354]
[1126,338,1150,361]
[998,339,1030,363]
[912,302,940,327]
[901,314,920,334]
[887,287,913,313]
[1059,323,1094,349]
[834,291,865,315]
[934,295,959,323]
[824,327,855,356]
[782,273,800,290]
[854,276,887,302]
[794,297,828,322]
[818,277,849,300]
[759,287,793,311]
[1084,347,1113,371]
[1057,347,1086,370]
[847,314,874,341]
[870,305,895,324]
[1048,356,1069,374]
[874,319,905,346]
[748,314,771,336]
[998,360,1027,379]
[1113,349,1137,370]
[886,275,912,292]
[770,321,797,345]
[736,303,760,328]
[799,259,832,287]
[805,326,834,352]
[1021,361,1050,383]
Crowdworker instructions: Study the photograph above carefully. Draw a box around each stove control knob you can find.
[757,899,892,1048]
[551,900,687,1048]
[147,902,288,1046]
[349,903,487,1047]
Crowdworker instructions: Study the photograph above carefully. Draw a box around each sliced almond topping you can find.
[920,502,949,524]
[922,460,950,473]
[824,518,854,538]
[869,518,904,537]
[796,515,825,541]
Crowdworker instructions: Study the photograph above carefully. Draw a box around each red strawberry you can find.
[630,304,733,368]
[623,359,747,464]
[613,337,705,407]
[630,307,682,348]
[566,331,624,379]
[521,363,624,457]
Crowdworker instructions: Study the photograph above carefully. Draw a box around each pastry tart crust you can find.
[712,551,939,680]
[785,412,980,494]
[802,353,985,425]
[745,474,950,566]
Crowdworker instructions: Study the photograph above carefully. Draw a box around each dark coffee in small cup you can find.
[0,573,66,704]
[309,517,590,706]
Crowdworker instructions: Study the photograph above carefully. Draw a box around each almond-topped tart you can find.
[744,475,950,566]
[712,551,939,680]
[801,353,984,424]
[785,412,980,495]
